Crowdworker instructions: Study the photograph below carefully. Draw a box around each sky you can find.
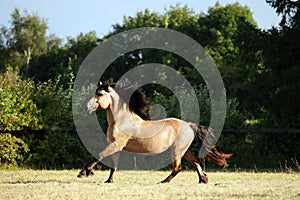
[1,0,281,41]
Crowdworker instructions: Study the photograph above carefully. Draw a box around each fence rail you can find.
[222,128,300,134]
[1,128,300,134]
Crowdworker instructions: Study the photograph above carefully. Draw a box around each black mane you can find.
[98,81,150,120]
[127,87,150,120]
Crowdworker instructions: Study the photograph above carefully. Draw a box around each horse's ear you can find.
[105,80,114,92]
[110,83,116,88]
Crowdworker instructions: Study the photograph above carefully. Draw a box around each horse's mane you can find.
[125,87,151,120]
[98,81,150,120]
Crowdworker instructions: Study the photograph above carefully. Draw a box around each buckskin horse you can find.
[77,81,232,183]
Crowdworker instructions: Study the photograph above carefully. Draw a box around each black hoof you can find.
[104,179,113,183]
[77,169,94,178]
[77,174,86,178]
[160,179,170,184]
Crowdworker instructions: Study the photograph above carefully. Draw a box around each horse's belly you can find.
[123,132,173,154]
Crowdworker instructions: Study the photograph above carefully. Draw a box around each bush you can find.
[32,75,74,130]
[0,133,29,166]
[27,74,93,169]
[29,131,92,169]
[151,85,247,127]
[0,70,93,169]
[0,70,41,131]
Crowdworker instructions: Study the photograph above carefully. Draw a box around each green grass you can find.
[0,170,299,199]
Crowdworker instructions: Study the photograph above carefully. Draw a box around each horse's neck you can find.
[106,109,114,126]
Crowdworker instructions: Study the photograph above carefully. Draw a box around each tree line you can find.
[0,1,299,170]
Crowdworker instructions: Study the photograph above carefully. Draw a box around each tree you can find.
[0,9,48,78]
[108,4,262,116]
[29,31,99,84]
[28,34,63,82]
[196,3,261,104]
[257,0,300,127]
[266,0,300,28]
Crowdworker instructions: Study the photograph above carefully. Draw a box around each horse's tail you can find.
[189,123,233,167]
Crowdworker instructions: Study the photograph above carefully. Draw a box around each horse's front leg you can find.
[105,152,120,183]
[77,142,122,178]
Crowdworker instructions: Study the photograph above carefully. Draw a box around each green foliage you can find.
[33,74,74,130]
[29,131,92,169]
[266,0,300,28]
[0,69,90,169]
[0,9,48,78]
[219,132,279,169]
[257,28,300,127]
[198,3,257,64]
[25,74,93,169]
[0,70,41,131]
[108,4,264,119]
[0,133,29,166]
[151,85,246,128]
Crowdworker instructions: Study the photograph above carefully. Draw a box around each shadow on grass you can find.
[2,178,104,185]
[3,180,73,184]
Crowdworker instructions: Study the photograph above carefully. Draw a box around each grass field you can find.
[0,170,299,199]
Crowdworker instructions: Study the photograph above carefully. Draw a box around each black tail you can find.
[189,123,233,167]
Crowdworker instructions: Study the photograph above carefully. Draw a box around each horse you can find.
[77,81,232,183]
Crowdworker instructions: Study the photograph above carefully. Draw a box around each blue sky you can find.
[1,0,281,41]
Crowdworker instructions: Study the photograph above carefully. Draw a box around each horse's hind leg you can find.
[105,152,120,183]
[183,150,208,183]
[161,127,194,183]
[161,159,182,183]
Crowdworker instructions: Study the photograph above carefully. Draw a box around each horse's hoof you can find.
[199,174,208,184]
[77,169,94,178]
[77,174,85,178]
[199,173,208,184]
[160,180,169,184]
[90,171,94,176]
[104,179,113,183]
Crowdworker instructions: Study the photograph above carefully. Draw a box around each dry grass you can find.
[0,169,299,199]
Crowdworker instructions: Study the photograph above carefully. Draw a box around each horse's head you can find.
[86,82,112,114]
